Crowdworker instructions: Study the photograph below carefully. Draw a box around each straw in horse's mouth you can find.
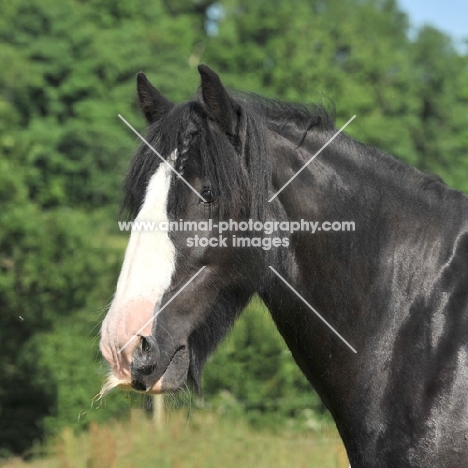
[98,374,132,397]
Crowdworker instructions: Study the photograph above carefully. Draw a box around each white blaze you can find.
[100,159,176,379]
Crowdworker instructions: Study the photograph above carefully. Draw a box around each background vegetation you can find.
[1,0,467,464]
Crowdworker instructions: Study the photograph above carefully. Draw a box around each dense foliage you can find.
[1,0,467,456]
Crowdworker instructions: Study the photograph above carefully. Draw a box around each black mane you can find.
[235,92,336,138]
[120,88,450,224]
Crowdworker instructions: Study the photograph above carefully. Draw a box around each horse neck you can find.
[259,128,467,456]
[263,128,461,323]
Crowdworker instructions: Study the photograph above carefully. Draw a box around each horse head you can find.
[100,65,273,394]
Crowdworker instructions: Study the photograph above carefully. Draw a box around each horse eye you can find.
[201,187,215,204]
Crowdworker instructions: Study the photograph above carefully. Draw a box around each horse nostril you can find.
[141,336,150,352]
[131,378,147,392]
[136,336,160,366]
[138,335,157,353]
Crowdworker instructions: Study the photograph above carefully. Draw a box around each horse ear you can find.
[136,72,174,124]
[198,64,237,135]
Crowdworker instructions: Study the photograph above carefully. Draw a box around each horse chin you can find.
[155,346,190,393]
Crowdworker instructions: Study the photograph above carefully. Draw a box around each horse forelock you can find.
[120,96,271,222]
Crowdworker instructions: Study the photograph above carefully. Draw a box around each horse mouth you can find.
[129,346,190,394]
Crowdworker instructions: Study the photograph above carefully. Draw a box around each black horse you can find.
[100,65,468,467]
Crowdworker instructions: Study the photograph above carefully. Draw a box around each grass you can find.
[2,410,349,468]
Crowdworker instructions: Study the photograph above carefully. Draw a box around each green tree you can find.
[0,0,204,209]
[204,0,468,191]
[411,26,468,190]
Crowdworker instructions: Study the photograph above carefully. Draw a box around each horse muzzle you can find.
[130,336,190,393]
